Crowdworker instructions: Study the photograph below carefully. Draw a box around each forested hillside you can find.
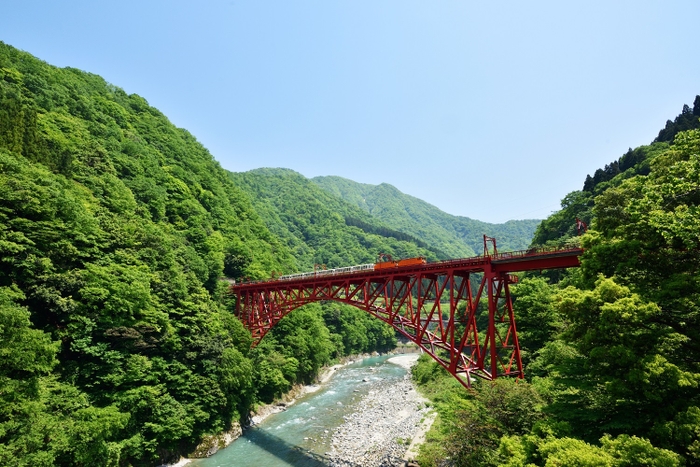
[312,175,540,256]
[533,97,700,247]
[0,40,294,465]
[229,168,446,271]
[411,100,700,466]
[0,42,396,466]
[4,36,695,467]
[655,96,700,143]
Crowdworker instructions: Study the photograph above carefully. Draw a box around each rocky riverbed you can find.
[167,353,433,467]
[326,355,433,467]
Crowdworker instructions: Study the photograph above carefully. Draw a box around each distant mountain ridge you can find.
[228,168,447,271]
[312,175,540,256]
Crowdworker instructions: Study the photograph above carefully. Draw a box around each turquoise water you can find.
[188,355,408,467]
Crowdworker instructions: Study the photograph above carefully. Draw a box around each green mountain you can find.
[11,35,692,467]
[533,96,700,247]
[312,175,540,256]
[0,41,305,465]
[228,168,446,271]
[410,101,700,466]
[532,142,670,246]
[0,41,418,465]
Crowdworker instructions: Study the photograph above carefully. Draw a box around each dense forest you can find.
[411,99,700,466]
[312,175,540,256]
[0,42,402,466]
[226,168,539,267]
[228,168,445,270]
[3,37,697,467]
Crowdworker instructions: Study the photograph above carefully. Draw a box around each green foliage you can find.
[655,96,700,143]
[412,126,700,466]
[509,128,700,466]
[532,143,668,247]
[542,276,699,442]
[313,175,540,256]
[344,215,436,251]
[411,353,464,398]
[0,41,298,464]
[569,129,700,462]
[0,286,129,466]
[511,277,561,364]
[229,168,443,272]
[531,190,594,245]
[0,40,442,464]
[412,353,546,467]
[0,286,57,378]
[321,301,397,356]
[268,303,333,382]
[11,36,696,467]
[582,144,663,194]
[495,434,682,467]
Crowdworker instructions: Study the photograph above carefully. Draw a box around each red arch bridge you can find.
[231,237,583,388]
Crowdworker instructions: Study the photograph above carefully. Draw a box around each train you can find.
[374,256,426,270]
[276,256,427,282]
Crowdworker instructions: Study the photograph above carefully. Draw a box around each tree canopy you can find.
[313,175,540,256]
[0,41,400,465]
[411,110,700,466]
[229,168,447,270]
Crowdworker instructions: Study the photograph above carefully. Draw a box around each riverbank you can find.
[388,355,437,463]
[250,354,365,426]
[326,353,435,467]
[163,352,431,467]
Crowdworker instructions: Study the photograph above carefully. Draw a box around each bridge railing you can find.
[491,244,583,262]
[231,245,583,287]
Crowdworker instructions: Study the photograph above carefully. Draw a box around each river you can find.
[188,354,416,467]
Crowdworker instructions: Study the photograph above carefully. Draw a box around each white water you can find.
[188,355,409,467]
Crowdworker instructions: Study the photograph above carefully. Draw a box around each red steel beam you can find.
[231,246,583,388]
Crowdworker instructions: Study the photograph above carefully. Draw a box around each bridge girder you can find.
[232,246,582,388]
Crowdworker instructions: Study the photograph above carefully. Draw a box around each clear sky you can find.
[2,1,698,223]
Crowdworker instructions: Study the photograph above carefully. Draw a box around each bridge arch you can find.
[231,245,582,388]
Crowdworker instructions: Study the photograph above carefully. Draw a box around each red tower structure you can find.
[231,237,582,388]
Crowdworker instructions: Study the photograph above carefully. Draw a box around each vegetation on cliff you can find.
[0,42,402,465]
[412,105,700,465]
[0,40,287,464]
[5,35,696,466]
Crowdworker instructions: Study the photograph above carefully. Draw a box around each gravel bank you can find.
[326,355,433,467]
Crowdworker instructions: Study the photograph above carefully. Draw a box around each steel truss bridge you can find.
[231,237,583,388]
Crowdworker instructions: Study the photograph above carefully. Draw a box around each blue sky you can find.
[2,1,698,223]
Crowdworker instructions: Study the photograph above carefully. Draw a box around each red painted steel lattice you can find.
[231,241,582,388]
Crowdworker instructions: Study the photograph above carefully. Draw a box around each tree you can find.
[511,277,560,361]
[0,286,129,465]
[556,129,700,460]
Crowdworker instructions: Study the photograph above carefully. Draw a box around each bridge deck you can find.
[231,246,583,290]
[230,245,584,388]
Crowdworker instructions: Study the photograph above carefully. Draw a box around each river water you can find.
[188,355,408,467]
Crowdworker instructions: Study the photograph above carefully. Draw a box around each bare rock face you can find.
[188,423,243,458]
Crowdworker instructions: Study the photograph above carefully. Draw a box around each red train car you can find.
[374,256,426,271]
[397,257,426,268]
[374,260,397,270]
